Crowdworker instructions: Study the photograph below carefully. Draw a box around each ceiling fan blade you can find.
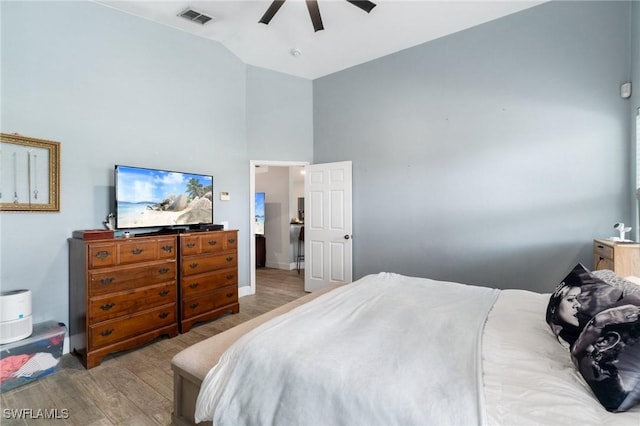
[259,0,286,25]
[306,0,324,32]
[345,0,376,14]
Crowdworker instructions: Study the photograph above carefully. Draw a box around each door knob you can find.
[344,235,351,240]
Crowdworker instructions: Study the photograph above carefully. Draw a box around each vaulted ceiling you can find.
[97,1,546,79]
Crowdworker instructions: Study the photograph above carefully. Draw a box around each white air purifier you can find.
[0,289,33,344]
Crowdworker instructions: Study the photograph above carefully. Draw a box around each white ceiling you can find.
[96,0,546,80]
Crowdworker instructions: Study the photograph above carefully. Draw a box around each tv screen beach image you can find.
[116,166,213,229]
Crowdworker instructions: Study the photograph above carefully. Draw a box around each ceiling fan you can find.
[259,0,377,32]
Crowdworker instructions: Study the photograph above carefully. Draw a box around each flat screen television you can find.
[115,165,213,230]
[255,192,265,235]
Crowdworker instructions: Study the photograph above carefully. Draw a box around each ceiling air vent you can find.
[178,7,213,25]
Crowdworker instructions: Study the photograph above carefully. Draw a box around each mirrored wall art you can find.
[1,133,60,212]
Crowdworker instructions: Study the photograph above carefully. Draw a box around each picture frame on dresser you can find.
[0,133,60,212]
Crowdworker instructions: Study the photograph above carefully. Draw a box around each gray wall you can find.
[0,1,313,327]
[313,1,635,292]
[247,66,314,162]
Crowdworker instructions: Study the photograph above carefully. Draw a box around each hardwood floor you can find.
[0,268,305,425]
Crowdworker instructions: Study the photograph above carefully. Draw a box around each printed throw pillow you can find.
[592,269,640,297]
[546,264,623,348]
[570,294,640,412]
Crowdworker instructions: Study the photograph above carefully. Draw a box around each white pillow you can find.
[624,275,640,285]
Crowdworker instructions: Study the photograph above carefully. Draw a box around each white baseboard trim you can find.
[238,285,252,298]
[265,261,294,270]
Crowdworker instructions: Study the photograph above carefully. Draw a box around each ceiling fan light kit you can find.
[259,0,376,32]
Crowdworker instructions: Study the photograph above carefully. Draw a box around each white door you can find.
[304,161,353,292]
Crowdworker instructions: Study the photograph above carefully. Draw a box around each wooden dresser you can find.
[179,230,239,333]
[593,239,640,277]
[69,235,179,368]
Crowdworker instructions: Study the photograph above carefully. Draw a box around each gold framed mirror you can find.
[1,133,60,212]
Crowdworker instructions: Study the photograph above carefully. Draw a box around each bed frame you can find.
[171,283,344,426]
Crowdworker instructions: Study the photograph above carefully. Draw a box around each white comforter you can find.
[195,272,499,425]
[196,273,640,425]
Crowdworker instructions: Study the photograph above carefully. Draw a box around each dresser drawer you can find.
[157,237,177,259]
[182,286,238,318]
[89,282,177,323]
[593,241,614,260]
[181,236,201,256]
[88,243,117,268]
[89,303,176,349]
[181,252,237,277]
[87,237,177,269]
[181,233,227,256]
[200,234,226,254]
[89,260,176,296]
[118,239,158,264]
[224,232,238,250]
[181,268,237,298]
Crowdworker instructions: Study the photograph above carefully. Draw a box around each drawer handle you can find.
[189,303,199,309]
[99,303,115,311]
[95,250,110,260]
[158,290,169,297]
[189,262,199,269]
[189,283,199,289]
[158,267,170,274]
[226,256,233,262]
[100,328,114,337]
[161,245,173,253]
[208,240,217,246]
[228,238,236,244]
[100,277,114,285]
[226,292,234,298]
[186,242,196,248]
[131,248,144,255]
[226,274,234,280]
[597,245,605,249]
[158,312,169,319]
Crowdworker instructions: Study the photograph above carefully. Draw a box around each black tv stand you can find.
[133,227,189,237]
[194,224,224,231]
[132,224,223,237]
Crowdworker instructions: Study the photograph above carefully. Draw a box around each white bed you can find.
[483,289,639,425]
[173,272,640,425]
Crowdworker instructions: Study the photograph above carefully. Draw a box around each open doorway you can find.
[248,160,309,297]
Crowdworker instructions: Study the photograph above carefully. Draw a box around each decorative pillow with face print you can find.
[545,264,623,348]
[570,294,640,412]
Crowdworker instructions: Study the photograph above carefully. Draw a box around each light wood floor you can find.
[1,268,305,425]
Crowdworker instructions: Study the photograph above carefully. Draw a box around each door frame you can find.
[247,159,310,297]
